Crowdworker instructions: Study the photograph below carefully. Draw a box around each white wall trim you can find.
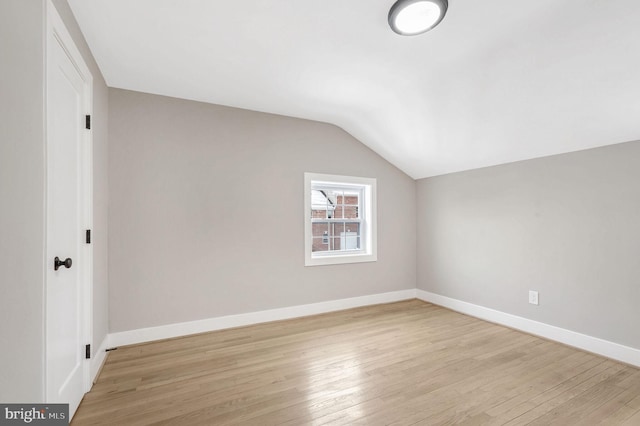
[90,335,109,384]
[416,289,640,368]
[108,289,417,348]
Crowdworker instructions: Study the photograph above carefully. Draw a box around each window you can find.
[304,173,377,266]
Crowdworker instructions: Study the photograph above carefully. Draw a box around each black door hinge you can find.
[86,229,91,244]
[85,115,91,129]
[85,344,91,359]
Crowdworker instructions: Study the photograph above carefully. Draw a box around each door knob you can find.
[54,257,72,271]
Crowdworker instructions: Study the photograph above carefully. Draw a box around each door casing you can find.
[44,0,93,415]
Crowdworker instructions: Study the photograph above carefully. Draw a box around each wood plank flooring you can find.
[72,300,640,425]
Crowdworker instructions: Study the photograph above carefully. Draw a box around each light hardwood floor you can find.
[73,300,640,425]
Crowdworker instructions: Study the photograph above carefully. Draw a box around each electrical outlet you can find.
[529,290,539,305]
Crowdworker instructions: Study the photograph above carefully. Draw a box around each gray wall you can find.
[0,0,108,401]
[417,141,640,349]
[0,0,46,403]
[108,89,416,332]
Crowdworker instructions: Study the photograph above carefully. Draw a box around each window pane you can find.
[311,221,361,253]
[312,237,329,252]
[343,222,360,235]
[336,192,359,219]
[312,222,330,252]
[311,188,361,220]
[328,222,342,236]
[312,222,329,237]
[341,222,360,250]
[342,194,359,206]
[311,208,327,219]
[311,189,335,219]
[342,205,359,219]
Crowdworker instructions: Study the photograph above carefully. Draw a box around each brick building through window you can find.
[311,189,361,253]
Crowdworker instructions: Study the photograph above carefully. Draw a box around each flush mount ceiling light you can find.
[388,0,448,36]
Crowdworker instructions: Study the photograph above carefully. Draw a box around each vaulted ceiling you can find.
[68,0,640,178]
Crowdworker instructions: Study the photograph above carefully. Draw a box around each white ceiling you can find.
[68,0,640,179]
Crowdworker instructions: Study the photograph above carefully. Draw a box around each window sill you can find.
[305,252,377,267]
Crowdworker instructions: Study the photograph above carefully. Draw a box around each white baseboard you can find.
[108,289,417,348]
[90,334,109,383]
[416,289,640,368]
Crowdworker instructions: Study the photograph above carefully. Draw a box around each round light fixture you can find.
[388,0,448,36]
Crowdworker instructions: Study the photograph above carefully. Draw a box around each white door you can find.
[46,3,92,418]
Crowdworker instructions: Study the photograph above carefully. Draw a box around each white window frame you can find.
[304,172,377,266]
